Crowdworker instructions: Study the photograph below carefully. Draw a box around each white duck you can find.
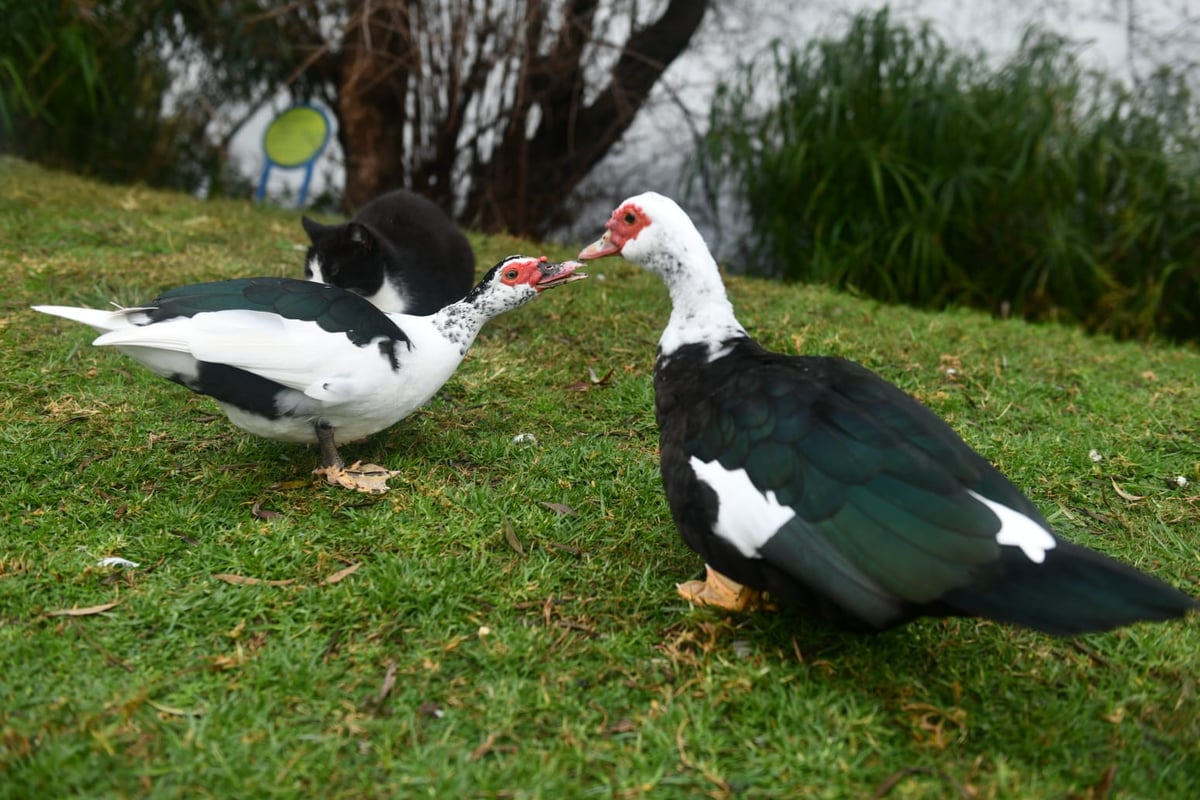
[34,255,586,492]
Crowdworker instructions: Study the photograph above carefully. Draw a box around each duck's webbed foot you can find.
[312,422,397,494]
[677,564,776,612]
[315,461,400,494]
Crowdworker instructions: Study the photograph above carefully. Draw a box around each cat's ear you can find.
[301,216,326,241]
[348,222,375,251]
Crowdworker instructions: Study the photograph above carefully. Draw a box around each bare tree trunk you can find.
[337,1,417,211]
[464,0,709,236]
[331,0,708,230]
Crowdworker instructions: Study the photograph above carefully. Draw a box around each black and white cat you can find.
[301,189,476,315]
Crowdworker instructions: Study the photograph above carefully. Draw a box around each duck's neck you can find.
[429,299,494,357]
[652,247,746,359]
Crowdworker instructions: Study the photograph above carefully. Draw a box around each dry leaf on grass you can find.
[251,502,282,520]
[544,541,583,557]
[565,366,615,391]
[1110,478,1146,502]
[323,563,361,585]
[588,366,615,385]
[469,732,518,760]
[540,502,576,517]
[1087,765,1117,800]
[470,732,499,761]
[169,530,200,546]
[377,659,398,704]
[148,699,206,717]
[212,573,294,587]
[316,461,399,494]
[503,521,524,555]
[46,602,120,617]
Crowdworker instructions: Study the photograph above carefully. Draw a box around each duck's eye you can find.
[623,212,636,225]
[504,268,519,280]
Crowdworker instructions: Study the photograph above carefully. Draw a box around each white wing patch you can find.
[689,456,796,559]
[93,309,395,395]
[967,490,1057,563]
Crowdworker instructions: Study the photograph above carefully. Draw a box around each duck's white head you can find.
[579,193,745,359]
[577,192,718,286]
[463,255,588,314]
[433,255,588,353]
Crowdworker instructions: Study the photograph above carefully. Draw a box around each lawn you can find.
[1,157,1197,799]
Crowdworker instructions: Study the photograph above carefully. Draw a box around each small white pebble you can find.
[97,557,140,568]
[478,625,492,637]
[1088,449,1103,463]
[595,273,606,281]
[511,433,537,445]
[1173,475,1188,487]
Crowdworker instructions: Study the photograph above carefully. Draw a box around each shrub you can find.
[695,9,1200,343]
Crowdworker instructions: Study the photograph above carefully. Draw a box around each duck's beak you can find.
[535,259,588,291]
[578,230,621,260]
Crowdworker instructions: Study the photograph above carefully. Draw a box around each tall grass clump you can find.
[0,1,219,193]
[696,9,1200,343]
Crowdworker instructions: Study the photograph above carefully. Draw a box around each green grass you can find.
[1,156,1198,799]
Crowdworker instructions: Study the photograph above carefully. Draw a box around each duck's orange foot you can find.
[677,564,776,612]
[315,461,399,494]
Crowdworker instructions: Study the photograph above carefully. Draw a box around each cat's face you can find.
[301,217,385,297]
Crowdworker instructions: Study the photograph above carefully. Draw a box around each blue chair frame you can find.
[255,104,332,207]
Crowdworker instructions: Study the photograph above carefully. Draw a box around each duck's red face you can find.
[578,200,651,260]
[498,256,588,292]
